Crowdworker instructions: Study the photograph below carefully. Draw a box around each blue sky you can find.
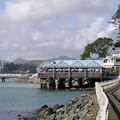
[0,0,119,60]
[0,0,7,10]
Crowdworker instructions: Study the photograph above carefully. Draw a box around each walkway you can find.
[0,74,33,78]
[105,82,120,120]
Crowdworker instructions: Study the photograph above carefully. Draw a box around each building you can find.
[37,58,119,89]
[103,54,120,71]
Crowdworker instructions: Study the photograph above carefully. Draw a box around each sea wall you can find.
[95,82,108,120]
[29,73,40,83]
[15,74,40,84]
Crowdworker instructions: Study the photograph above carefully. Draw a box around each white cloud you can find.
[0,0,116,60]
[0,0,114,22]
[74,17,115,51]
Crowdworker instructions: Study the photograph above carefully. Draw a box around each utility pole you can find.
[1,60,4,74]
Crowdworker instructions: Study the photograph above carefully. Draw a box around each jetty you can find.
[0,74,32,82]
[37,59,119,89]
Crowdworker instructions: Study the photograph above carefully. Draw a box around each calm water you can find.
[0,78,88,120]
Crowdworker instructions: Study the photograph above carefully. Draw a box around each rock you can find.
[50,114,56,120]
[44,107,54,116]
[56,107,64,114]
[65,114,75,120]
[41,105,48,109]
[19,93,98,120]
[56,115,64,120]
[52,104,63,112]
[36,105,48,113]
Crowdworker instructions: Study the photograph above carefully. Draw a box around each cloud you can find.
[0,0,114,22]
[74,17,115,51]
[0,0,116,60]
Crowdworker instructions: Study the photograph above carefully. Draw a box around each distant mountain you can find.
[44,55,76,62]
[13,58,29,64]
[12,56,76,65]
[28,60,43,65]
[56,56,76,60]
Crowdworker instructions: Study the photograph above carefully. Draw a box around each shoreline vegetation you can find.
[16,75,99,120]
[18,93,98,120]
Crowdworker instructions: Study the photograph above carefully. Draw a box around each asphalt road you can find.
[106,82,120,120]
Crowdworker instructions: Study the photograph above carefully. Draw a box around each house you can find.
[103,54,120,71]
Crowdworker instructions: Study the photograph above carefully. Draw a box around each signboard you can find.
[90,52,99,59]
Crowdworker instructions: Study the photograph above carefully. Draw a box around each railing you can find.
[38,71,114,79]
[0,74,28,78]
[95,82,108,120]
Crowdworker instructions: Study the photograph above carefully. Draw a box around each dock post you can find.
[40,78,43,89]
[68,77,72,89]
[68,67,72,89]
[89,79,92,88]
[1,77,5,82]
[49,78,55,89]
[78,78,82,88]
[58,78,66,89]
[55,79,58,89]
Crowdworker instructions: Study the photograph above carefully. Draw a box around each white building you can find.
[103,54,120,70]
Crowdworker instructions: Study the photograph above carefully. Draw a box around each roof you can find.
[86,61,102,67]
[105,54,120,59]
[39,60,103,68]
[52,60,103,67]
[71,61,85,68]
[55,61,69,68]
[39,62,53,68]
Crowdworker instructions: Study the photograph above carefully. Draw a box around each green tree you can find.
[4,63,37,73]
[81,37,113,59]
[109,5,120,40]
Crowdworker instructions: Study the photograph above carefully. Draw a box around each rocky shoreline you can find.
[18,92,98,120]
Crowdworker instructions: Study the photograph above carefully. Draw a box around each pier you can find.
[0,74,31,82]
[38,60,119,89]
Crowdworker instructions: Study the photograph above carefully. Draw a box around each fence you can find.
[95,82,108,120]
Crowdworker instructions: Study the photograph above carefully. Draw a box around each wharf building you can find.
[37,55,120,89]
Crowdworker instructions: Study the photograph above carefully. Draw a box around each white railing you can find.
[0,74,28,78]
[95,82,108,120]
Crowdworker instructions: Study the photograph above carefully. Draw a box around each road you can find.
[105,82,120,120]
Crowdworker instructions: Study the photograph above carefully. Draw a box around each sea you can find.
[0,78,88,120]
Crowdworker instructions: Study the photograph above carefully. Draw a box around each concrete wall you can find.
[29,73,40,83]
[95,82,108,120]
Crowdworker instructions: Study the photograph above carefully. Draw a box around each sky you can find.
[0,0,119,61]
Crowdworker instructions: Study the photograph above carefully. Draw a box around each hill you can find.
[13,58,29,64]
[43,55,76,62]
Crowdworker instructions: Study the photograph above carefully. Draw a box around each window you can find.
[111,59,114,63]
[116,59,120,62]
[104,59,108,63]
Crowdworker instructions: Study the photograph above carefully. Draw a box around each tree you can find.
[4,63,37,73]
[81,37,113,59]
[109,5,120,40]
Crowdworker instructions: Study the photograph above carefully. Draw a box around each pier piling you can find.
[1,77,5,82]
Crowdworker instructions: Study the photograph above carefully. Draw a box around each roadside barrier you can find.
[95,82,108,120]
